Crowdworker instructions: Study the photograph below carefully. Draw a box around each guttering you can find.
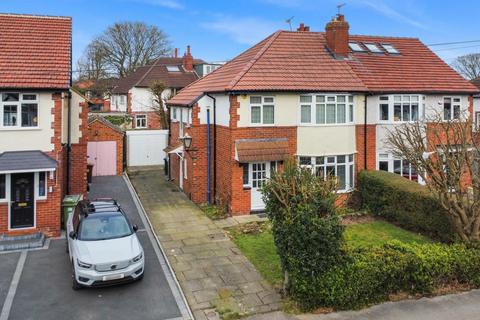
[205,93,217,204]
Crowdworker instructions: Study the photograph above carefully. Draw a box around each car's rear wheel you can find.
[71,263,81,290]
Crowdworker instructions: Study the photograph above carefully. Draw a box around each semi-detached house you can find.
[0,13,88,236]
[166,14,479,215]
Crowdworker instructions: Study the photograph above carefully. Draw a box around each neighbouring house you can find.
[166,14,479,215]
[110,46,211,129]
[0,13,88,236]
[471,77,480,129]
[73,78,115,112]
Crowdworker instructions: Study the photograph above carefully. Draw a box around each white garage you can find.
[126,130,168,167]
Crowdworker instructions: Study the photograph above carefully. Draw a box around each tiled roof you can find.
[0,150,57,172]
[111,57,204,94]
[169,31,478,106]
[235,138,289,162]
[0,13,71,89]
[472,77,480,90]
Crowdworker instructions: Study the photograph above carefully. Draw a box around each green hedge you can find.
[290,241,480,310]
[358,170,454,242]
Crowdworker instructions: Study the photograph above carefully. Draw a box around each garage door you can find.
[87,141,117,176]
[126,130,168,167]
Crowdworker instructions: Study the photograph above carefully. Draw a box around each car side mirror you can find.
[132,224,138,232]
[69,231,76,239]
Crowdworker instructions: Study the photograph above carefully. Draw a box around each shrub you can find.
[262,159,344,291]
[358,170,454,242]
[295,241,480,311]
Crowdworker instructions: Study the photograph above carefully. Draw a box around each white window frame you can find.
[377,153,422,183]
[377,95,423,123]
[381,43,400,54]
[299,94,354,126]
[35,171,47,200]
[442,96,462,121]
[298,154,355,192]
[166,65,180,72]
[364,43,383,53]
[0,92,39,129]
[0,173,6,201]
[249,96,275,126]
[348,42,366,52]
[135,114,147,129]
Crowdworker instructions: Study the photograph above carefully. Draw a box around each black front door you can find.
[10,173,35,229]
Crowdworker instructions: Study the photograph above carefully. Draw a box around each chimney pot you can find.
[325,14,349,58]
[297,23,310,32]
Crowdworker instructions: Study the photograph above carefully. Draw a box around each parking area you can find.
[0,176,190,320]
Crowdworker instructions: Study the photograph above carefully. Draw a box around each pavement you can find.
[128,170,282,320]
[0,175,190,320]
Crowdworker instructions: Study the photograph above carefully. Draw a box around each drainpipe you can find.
[364,94,368,170]
[65,91,72,194]
[206,109,211,204]
[205,94,216,204]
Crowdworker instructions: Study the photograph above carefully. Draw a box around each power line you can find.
[427,40,480,46]
[432,44,480,52]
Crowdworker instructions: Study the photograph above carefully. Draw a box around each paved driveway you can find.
[0,175,190,320]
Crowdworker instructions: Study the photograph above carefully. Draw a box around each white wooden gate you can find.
[126,130,168,167]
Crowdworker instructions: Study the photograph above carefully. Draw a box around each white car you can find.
[66,199,144,290]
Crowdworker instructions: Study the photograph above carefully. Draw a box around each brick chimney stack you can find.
[183,45,193,72]
[325,14,349,59]
[174,48,178,58]
[297,23,310,32]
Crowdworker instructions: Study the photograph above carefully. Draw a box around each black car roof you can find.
[78,199,122,216]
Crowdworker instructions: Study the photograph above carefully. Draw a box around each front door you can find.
[250,162,270,211]
[10,173,35,229]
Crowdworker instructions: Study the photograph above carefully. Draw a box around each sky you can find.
[1,0,480,74]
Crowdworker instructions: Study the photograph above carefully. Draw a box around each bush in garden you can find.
[262,158,344,293]
[358,170,454,242]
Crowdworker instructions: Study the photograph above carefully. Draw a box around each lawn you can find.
[229,220,432,287]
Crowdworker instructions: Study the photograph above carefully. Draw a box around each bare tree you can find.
[149,80,171,129]
[77,39,110,80]
[79,22,171,78]
[452,53,480,80]
[386,113,480,242]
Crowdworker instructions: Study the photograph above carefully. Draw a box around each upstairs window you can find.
[379,96,389,121]
[300,94,354,125]
[348,42,365,52]
[443,97,461,121]
[381,44,399,54]
[393,95,419,122]
[1,93,38,128]
[166,66,180,72]
[364,43,383,53]
[250,96,275,125]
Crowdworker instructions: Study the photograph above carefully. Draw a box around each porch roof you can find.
[0,150,57,173]
[235,138,289,162]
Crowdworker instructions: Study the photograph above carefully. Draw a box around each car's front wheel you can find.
[71,263,81,291]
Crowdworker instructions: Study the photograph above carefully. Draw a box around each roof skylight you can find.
[166,65,180,72]
[381,44,400,54]
[348,42,365,52]
[364,43,383,53]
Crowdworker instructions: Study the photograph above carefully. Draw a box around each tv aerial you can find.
[285,16,294,31]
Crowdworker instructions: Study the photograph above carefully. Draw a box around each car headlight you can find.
[77,259,93,269]
[131,252,143,263]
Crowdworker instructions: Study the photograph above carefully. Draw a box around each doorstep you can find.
[0,232,45,252]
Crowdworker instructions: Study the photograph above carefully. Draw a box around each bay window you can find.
[299,94,354,125]
[299,154,355,191]
[250,96,275,125]
[1,93,38,128]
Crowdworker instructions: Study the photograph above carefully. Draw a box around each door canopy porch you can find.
[235,138,289,162]
[0,150,57,174]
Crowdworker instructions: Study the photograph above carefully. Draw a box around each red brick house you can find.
[110,47,221,129]
[0,13,88,236]
[167,14,479,215]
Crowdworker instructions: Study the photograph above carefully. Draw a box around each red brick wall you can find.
[355,124,377,174]
[69,101,88,196]
[87,120,124,175]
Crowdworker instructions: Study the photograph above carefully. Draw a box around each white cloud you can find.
[352,0,426,29]
[201,16,281,45]
[129,0,184,9]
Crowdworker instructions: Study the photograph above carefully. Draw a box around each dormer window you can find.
[364,43,383,53]
[381,44,399,54]
[348,42,365,52]
[166,66,180,72]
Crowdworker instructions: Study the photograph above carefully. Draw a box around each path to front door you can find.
[10,173,35,229]
[129,169,282,319]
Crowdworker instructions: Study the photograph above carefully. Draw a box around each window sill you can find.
[243,185,251,190]
[0,127,41,131]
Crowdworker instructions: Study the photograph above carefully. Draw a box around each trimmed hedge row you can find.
[290,241,480,310]
[358,170,455,242]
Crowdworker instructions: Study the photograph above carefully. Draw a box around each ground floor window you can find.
[378,153,419,182]
[37,171,47,198]
[135,114,147,128]
[298,154,355,192]
[0,174,5,200]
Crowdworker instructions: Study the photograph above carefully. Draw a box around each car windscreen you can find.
[77,213,133,241]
